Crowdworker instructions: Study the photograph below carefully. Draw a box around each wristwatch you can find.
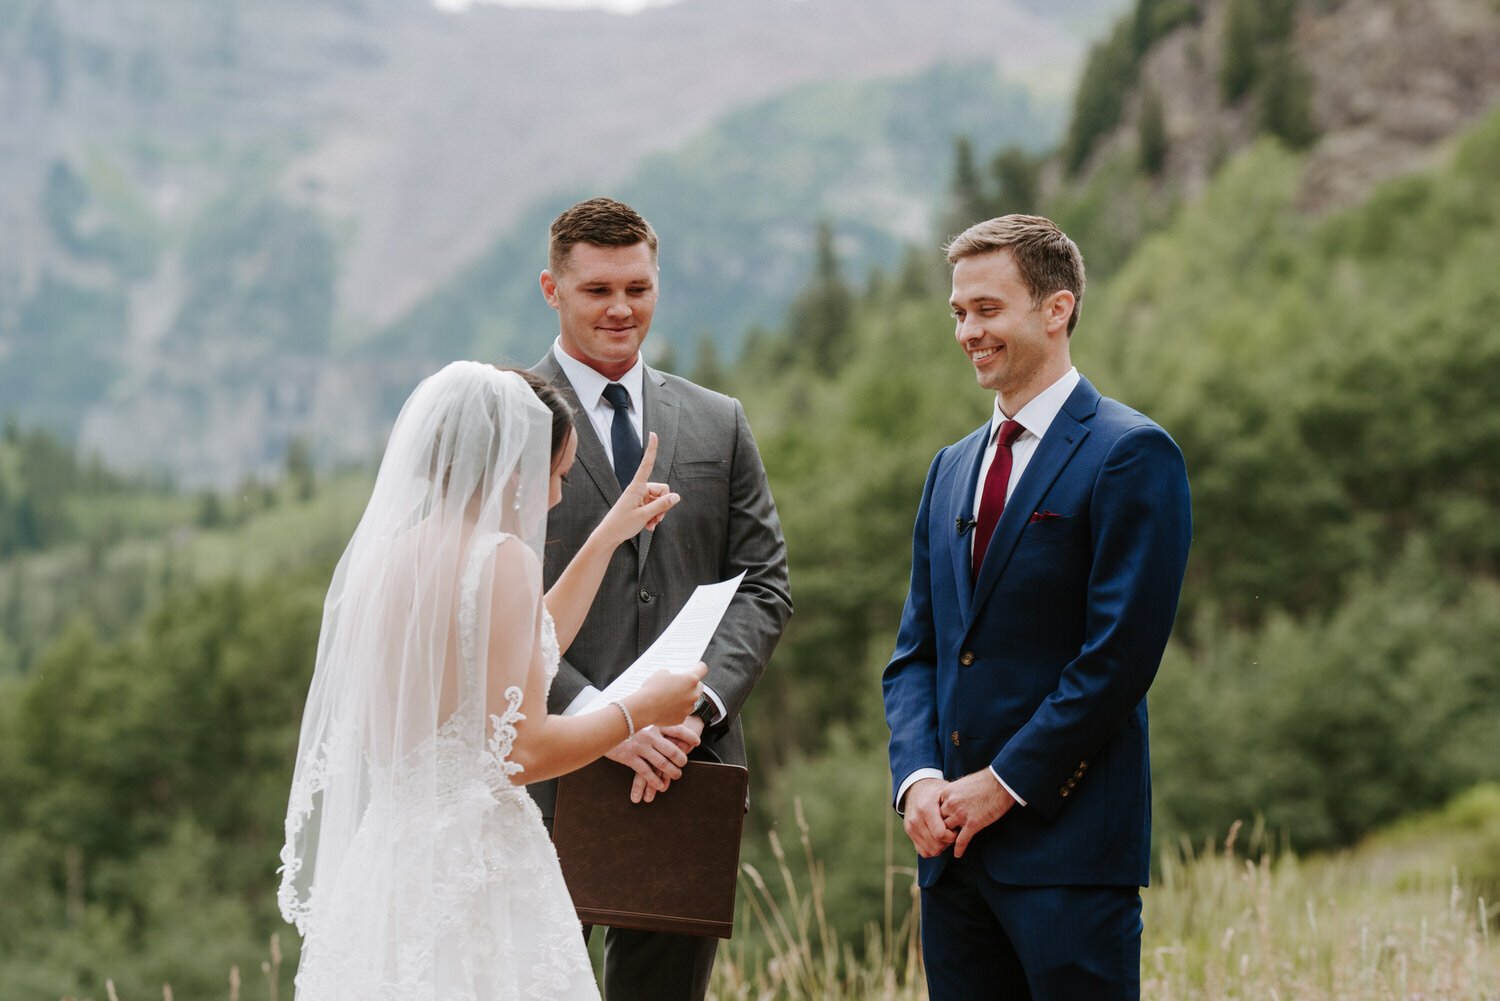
[690,693,716,726]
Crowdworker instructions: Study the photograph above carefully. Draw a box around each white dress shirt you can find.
[551,339,644,474]
[550,340,726,725]
[896,367,1080,813]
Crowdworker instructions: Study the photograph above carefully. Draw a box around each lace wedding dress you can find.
[279,365,600,1001]
[283,535,598,1001]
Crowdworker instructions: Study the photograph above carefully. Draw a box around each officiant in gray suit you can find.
[528,197,793,1001]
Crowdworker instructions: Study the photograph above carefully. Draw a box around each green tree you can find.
[285,435,316,503]
[989,146,1041,216]
[691,334,726,390]
[1220,0,1260,102]
[1258,45,1318,149]
[1138,87,1169,175]
[1062,20,1138,174]
[786,220,853,376]
[941,136,989,236]
[196,489,224,528]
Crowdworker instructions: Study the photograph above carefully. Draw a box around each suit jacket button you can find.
[1073,769,1084,779]
[1059,788,1070,798]
[639,589,654,603]
[959,651,975,666]
[951,731,960,746]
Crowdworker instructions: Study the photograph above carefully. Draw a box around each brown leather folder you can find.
[553,757,749,938]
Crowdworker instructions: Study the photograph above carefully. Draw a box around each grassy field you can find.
[711,796,1500,1001]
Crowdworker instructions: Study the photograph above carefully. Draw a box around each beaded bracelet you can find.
[610,698,635,740]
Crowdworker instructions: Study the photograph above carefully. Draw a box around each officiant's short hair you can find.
[945,214,1086,335]
[549,197,659,275]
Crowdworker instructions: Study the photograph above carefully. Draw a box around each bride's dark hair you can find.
[501,367,575,463]
[426,366,575,495]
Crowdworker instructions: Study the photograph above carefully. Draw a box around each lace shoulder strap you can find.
[458,531,512,670]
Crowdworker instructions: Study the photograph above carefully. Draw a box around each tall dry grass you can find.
[70,812,1497,1001]
[712,810,1499,1001]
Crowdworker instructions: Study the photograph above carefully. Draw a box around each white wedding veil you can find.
[278,362,556,973]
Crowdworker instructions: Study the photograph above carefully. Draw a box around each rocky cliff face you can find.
[1077,0,1500,210]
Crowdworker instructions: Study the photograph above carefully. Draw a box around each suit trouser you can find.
[919,854,1141,1001]
[580,923,717,1001]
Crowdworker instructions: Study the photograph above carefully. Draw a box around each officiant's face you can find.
[541,241,659,382]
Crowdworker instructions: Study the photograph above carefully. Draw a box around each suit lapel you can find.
[536,355,620,503]
[946,424,991,612]
[967,378,1100,625]
[636,365,677,571]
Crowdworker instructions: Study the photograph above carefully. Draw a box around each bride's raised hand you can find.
[629,661,707,731]
[596,432,678,546]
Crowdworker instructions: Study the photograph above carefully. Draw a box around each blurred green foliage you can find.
[3,41,1500,994]
[0,573,323,998]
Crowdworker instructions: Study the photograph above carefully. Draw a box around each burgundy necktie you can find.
[972,419,1025,580]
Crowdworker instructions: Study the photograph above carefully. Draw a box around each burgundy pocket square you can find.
[1028,510,1065,523]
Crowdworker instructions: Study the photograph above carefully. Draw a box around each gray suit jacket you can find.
[528,352,793,817]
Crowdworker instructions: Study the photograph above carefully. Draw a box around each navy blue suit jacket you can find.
[884,376,1191,889]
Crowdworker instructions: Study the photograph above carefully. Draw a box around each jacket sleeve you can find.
[883,450,948,807]
[697,399,793,734]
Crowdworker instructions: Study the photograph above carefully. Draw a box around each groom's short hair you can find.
[945,214,1086,335]
[548,197,659,275]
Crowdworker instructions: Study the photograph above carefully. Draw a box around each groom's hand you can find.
[903,778,957,858]
[605,725,689,804]
[635,715,705,803]
[939,770,1015,858]
[660,714,704,755]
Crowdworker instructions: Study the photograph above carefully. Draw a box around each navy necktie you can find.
[601,382,643,491]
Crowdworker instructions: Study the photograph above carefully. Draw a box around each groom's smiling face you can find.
[950,249,1072,411]
[541,241,659,382]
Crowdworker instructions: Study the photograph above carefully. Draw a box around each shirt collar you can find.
[990,367,1080,444]
[551,338,646,413]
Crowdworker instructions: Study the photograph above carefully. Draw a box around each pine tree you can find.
[691,335,725,390]
[1221,0,1260,103]
[788,221,853,376]
[989,146,1041,216]
[943,137,989,236]
[285,435,316,502]
[1259,46,1318,149]
[1138,87,1169,175]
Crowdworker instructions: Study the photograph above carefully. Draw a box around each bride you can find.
[278,361,702,1001]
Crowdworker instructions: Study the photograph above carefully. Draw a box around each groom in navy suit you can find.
[883,215,1191,1000]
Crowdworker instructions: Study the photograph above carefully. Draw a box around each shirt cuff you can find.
[990,767,1027,807]
[562,685,603,717]
[701,684,726,725]
[895,768,946,814]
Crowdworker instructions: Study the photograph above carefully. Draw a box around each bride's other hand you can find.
[610,662,707,803]
[595,432,678,546]
[631,661,707,731]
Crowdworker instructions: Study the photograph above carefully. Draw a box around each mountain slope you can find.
[383,60,1059,371]
[0,0,1123,483]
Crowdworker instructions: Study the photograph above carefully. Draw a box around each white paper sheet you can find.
[580,571,746,715]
